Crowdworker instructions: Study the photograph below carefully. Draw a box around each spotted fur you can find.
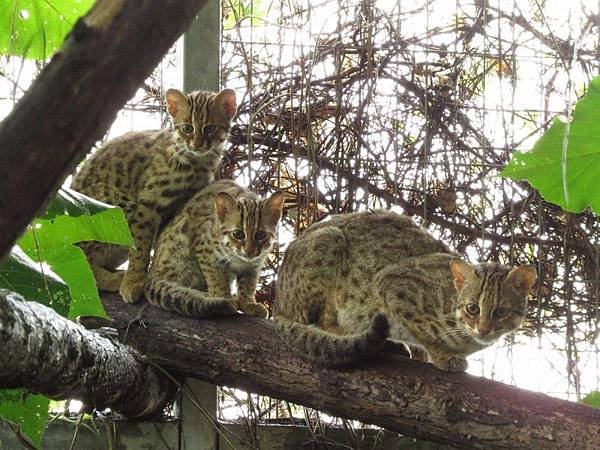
[274,210,536,372]
[146,180,284,318]
[71,89,237,303]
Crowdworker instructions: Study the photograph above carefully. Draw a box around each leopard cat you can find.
[71,88,237,303]
[145,180,284,319]
[273,210,536,372]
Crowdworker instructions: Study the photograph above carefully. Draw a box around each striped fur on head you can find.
[451,260,536,345]
[215,190,284,261]
[165,88,237,155]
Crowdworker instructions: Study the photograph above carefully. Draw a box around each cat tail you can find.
[145,278,237,318]
[273,313,390,367]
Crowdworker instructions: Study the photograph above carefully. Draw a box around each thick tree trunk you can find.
[100,293,600,450]
[0,290,175,418]
[0,0,208,262]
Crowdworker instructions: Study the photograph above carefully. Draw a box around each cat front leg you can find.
[236,270,268,319]
[200,262,234,298]
[120,203,160,303]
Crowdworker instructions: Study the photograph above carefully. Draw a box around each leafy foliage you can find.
[0,246,70,316]
[223,0,266,30]
[17,188,133,319]
[0,0,94,59]
[582,391,600,408]
[0,189,132,446]
[0,390,49,447]
[501,76,600,214]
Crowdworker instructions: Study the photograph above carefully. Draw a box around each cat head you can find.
[450,259,537,345]
[165,88,237,155]
[214,190,285,261]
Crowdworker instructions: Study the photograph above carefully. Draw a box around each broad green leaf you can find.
[582,391,600,408]
[0,0,94,60]
[41,187,113,220]
[18,188,133,319]
[501,76,600,213]
[0,390,49,448]
[0,246,70,316]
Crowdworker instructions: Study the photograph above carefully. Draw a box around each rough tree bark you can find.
[0,290,175,418]
[0,0,208,262]
[98,293,600,450]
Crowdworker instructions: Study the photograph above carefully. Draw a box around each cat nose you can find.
[245,242,257,257]
[478,325,492,336]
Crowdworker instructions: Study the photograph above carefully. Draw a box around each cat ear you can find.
[165,89,189,118]
[450,258,475,291]
[214,192,238,221]
[262,191,285,226]
[506,265,537,295]
[213,88,237,121]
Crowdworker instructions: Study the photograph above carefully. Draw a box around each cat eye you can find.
[493,307,510,319]
[255,230,267,241]
[203,124,217,138]
[465,303,480,315]
[232,230,245,240]
[180,123,194,134]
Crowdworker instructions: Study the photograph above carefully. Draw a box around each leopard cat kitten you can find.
[71,88,237,303]
[145,180,284,319]
[273,210,536,372]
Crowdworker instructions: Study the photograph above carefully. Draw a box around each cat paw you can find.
[432,355,468,372]
[239,302,269,319]
[119,272,146,303]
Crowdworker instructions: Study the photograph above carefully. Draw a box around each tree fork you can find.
[0,290,176,418]
[101,293,600,450]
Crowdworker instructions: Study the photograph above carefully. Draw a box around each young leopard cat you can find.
[274,210,536,372]
[145,180,284,319]
[71,88,237,303]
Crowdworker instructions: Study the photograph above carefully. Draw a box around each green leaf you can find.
[41,187,113,220]
[0,246,70,316]
[18,188,133,319]
[0,390,50,448]
[501,76,600,213]
[582,391,600,408]
[0,0,94,60]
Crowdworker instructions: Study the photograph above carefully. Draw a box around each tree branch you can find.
[100,293,600,450]
[0,0,208,261]
[0,290,175,418]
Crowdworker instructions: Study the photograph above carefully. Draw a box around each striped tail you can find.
[273,313,390,367]
[145,278,237,318]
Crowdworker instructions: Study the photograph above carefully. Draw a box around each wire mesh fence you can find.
[1,0,599,441]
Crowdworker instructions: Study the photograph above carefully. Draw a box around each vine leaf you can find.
[0,390,49,448]
[0,0,94,59]
[0,245,70,316]
[500,76,600,213]
[16,188,133,319]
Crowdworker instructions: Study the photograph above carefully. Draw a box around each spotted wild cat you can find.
[273,210,536,372]
[71,88,237,303]
[145,180,284,319]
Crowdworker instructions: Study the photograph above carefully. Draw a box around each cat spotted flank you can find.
[274,210,536,372]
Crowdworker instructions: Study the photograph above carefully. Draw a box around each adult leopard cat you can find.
[274,210,536,372]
